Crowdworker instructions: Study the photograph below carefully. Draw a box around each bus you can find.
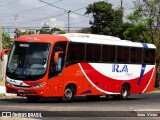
[1,33,156,102]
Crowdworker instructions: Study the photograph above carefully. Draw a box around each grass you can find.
[0,94,5,97]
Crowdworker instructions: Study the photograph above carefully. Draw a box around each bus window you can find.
[108,46,115,62]
[131,47,142,64]
[143,49,150,63]
[102,45,109,62]
[149,49,156,64]
[94,44,101,62]
[102,45,115,63]
[68,43,77,61]
[86,44,94,61]
[143,49,156,64]
[136,48,142,63]
[77,43,85,61]
[131,47,136,63]
[117,46,129,63]
[67,42,85,62]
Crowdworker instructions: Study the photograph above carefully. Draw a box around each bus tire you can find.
[119,84,130,100]
[26,96,41,102]
[62,86,75,102]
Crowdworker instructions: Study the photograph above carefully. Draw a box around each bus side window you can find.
[143,49,150,63]
[117,46,129,63]
[136,48,142,63]
[102,45,109,62]
[94,44,101,62]
[131,48,136,63]
[149,49,156,64]
[86,44,94,61]
[131,47,143,64]
[67,42,85,62]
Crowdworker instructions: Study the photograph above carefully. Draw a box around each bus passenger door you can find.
[47,41,67,96]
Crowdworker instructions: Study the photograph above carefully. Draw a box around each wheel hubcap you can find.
[122,88,127,97]
[65,89,72,99]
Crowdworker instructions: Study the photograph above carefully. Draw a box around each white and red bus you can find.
[2,33,156,102]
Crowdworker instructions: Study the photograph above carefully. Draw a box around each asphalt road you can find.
[0,94,160,120]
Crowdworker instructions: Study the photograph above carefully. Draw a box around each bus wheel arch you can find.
[62,83,77,102]
[113,83,130,100]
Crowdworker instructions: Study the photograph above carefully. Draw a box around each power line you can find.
[3,12,67,25]
[0,0,63,17]
[39,0,66,11]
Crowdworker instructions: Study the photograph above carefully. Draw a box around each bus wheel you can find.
[119,84,130,100]
[26,96,41,102]
[62,86,75,102]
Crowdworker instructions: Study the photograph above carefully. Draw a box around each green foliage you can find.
[21,30,35,35]
[2,32,12,49]
[58,30,66,34]
[39,27,66,34]
[78,27,92,33]
[124,0,160,65]
[39,30,52,34]
[125,0,160,44]
[85,1,123,36]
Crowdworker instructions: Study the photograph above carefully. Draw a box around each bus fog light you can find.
[34,82,46,88]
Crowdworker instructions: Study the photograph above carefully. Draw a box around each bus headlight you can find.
[5,81,11,86]
[34,82,46,88]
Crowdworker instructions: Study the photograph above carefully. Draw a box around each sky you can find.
[0,0,134,32]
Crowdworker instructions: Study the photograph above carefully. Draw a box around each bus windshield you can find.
[6,42,50,80]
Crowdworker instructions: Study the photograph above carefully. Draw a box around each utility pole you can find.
[120,0,123,8]
[67,10,71,33]
[14,14,18,39]
[120,0,124,17]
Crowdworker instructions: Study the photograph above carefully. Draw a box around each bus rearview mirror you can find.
[54,51,63,64]
[0,48,11,61]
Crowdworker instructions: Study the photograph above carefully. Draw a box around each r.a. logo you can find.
[112,64,128,72]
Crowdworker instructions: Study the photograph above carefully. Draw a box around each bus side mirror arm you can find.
[0,48,11,61]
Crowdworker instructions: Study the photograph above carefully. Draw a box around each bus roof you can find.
[16,34,68,43]
[61,33,156,49]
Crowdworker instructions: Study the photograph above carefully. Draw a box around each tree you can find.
[21,30,35,35]
[124,0,160,59]
[78,27,92,33]
[124,0,160,87]
[2,32,12,49]
[85,1,123,36]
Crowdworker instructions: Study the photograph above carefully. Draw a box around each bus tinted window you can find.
[102,45,115,62]
[94,44,101,61]
[150,49,156,63]
[86,44,94,61]
[68,43,77,60]
[131,47,142,63]
[102,45,109,62]
[68,42,85,61]
[117,46,129,63]
[143,49,156,64]
[77,43,85,60]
